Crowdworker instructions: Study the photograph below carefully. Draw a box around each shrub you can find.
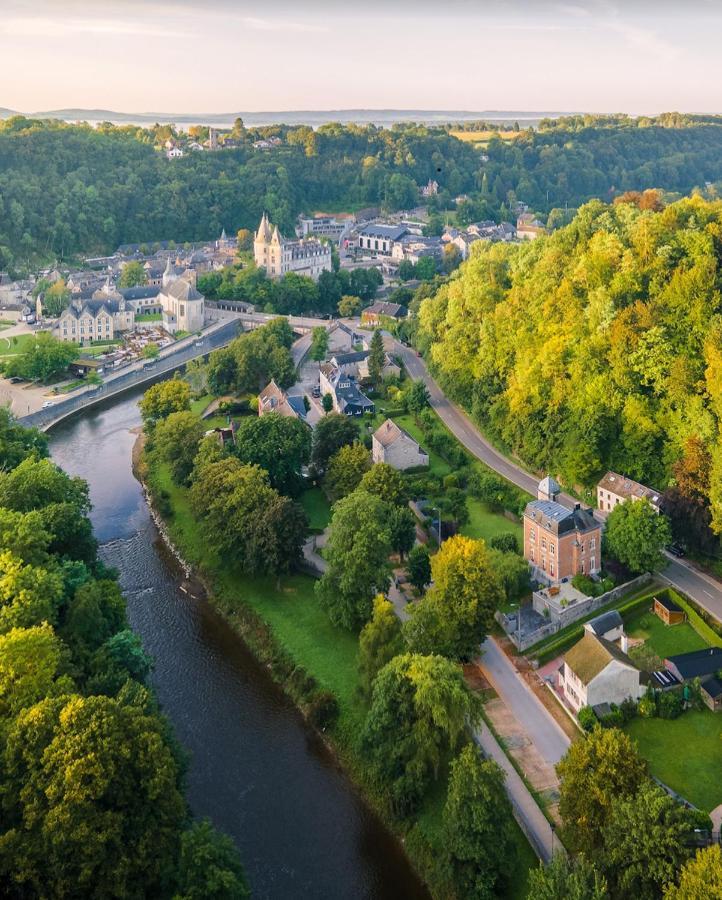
[599,706,624,728]
[490,532,519,554]
[443,474,459,490]
[619,697,638,722]
[638,688,657,718]
[657,689,683,719]
[578,706,597,732]
[572,574,598,596]
[307,691,339,730]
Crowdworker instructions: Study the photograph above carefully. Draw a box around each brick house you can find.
[523,476,602,582]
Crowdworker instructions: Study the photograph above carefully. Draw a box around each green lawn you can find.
[367,409,451,477]
[299,486,332,532]
[462,499,523,546]
[626,711,722,812]
[625,606,709,662]
[0,333,38,356]
[136,313,162,322]
[190,394,213,416]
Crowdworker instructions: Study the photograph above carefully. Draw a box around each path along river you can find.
[49,387,428,900]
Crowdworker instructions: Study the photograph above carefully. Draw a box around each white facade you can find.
[561,659,645,713]
[254,213,332,281]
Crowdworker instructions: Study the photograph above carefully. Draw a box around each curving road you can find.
[386,334,722,626]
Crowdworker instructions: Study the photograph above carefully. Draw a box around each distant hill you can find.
[16,107,576,128]
[0,108,18,118]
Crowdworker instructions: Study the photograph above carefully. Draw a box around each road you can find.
[478,638,570,767]
[386,334,722,626]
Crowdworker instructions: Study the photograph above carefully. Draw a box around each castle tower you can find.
[254,213,273,270]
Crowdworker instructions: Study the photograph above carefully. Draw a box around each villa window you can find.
[530,548,535,562]
[550,543,555,555]
[541,538,547,550]
[590,537,596,550]
[550,561,555,576]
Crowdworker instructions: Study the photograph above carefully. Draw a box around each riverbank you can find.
[135,437,536,899]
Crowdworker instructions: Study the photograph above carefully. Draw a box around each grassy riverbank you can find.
[140,451,537,898]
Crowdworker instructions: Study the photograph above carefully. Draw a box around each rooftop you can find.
[373,418,423,450]
[524,499,599,536]
[666,647,722,680]
[585,609,623,636]
[564,632,637,686]
[598,471,660,505]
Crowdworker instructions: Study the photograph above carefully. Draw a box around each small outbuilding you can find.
[584,609,624,642]
[665,647,722,683]
[700,675,722,712]
[654,594,686,626]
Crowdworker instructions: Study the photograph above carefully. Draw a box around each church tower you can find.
[254,213,273,271]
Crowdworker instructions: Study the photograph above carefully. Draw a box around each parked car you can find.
[311,386,321,398]
[8,376,25,384]
[667,542,686,558]
[41,400,56,409]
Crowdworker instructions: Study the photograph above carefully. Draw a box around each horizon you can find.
[2,0,722,114]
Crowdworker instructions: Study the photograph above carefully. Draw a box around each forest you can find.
[416,194,722,543]
[6,115,722,271]
[0,409,247,898]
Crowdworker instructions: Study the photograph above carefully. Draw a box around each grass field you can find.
[299,486,332,532]
[625,606,709,666]
[626,711,722,812]
[190,394,213,416]
[462,500,522,546]
[0,333,38,356]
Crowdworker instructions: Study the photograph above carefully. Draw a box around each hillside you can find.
[417,195,722,533]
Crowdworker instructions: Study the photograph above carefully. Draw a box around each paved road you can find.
[474,723,558,863]
[479,638,570,767]
[386,335,722,626]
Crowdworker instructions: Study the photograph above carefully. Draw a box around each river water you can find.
[49,389,428,900]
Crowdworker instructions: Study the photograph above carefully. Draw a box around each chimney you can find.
[574,503,581,510]
[620,633,629,654]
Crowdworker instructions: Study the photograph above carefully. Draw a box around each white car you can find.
[41,400,56,409]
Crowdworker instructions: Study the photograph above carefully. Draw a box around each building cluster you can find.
[52,259,205,343]
[163,128,278,159]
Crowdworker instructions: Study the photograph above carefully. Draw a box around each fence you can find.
[20,319,242,431]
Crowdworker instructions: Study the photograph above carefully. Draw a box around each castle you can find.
[253,213,332,281]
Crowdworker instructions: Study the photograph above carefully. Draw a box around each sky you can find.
[1,0,721,115]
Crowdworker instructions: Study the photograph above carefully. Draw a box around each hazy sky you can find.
[1,0,720,114]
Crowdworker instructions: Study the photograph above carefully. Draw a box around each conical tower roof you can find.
[271,224,282,244]
[256,213,272,242]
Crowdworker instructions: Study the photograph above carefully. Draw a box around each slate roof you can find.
[331,350,369,366]
[358,224,408,241]
[119,286,161,301]
[701,675,722,700]
[564,632,637,686]
[524,499,599,537]
[655,593,683,614]
[585,610,623,637]
[373,418,424,452]
[362,301,408,319]
[665,647,722,680]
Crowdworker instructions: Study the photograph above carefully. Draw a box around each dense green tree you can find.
[406,544,431,592]
[487,547,530,604]
[361,653,479,816]
[87,629,153,696]
[325,441,371,499]
[388,505,416,560]
[321,393,333,413]
[0,693,186,898]
[118,261,148,287]
[357,594,404,701]
[0,408,47,470]
[442,744,515,900]
[665,845,722,900]
[4,333,78,382]
[175,819,249,900]
[0,550,65,632]
[527,855,609,900]
[152,410,206,485]
[0,624,72,723]
[404,535,503,660]
[405,380,430,418]
[601,781,695,900]
[489,531,519,554]
[59,578,127,663]
[557,726,647,854]
[0,508,51,567]
[358,462,408,507]
[368,329,385,386]
[139,378,191,427]
[142,341,160,359]
[316,490,392,630]
[233,412,311,496]
[605,499,672,573]
[338,295,362,317]
[309,326,329,365]
[310,412,358,473]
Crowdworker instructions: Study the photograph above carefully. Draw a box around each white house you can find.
[372,419,429,470]
[560,632,645,713]
[597,471,661,514]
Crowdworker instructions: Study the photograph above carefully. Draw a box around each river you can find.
[49,388,429,900]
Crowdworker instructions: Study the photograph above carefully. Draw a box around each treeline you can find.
[417,195,722,544]
[0,408,248,897]
[0,117,478,269]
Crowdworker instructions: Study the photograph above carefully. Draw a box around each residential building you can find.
[329,350,369,376]
[356,224,408,256]
[516,213,546,240]
[254,213,332,281]
[597,471,661,513]
[166,146,184,159]
[53,297,132,344]
[357,352,401,381]
[298,214,354,241]
[258,379,308,422]
[560,632,645,713]
[523,476,602,581]
[664,647,722,683]
[360,301,408,326]
[584,609,624,642]
[372,419,429,470]
[319,364,375,416]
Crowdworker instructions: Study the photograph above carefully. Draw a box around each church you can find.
[157,258,205,334]
[253,213,332,281]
